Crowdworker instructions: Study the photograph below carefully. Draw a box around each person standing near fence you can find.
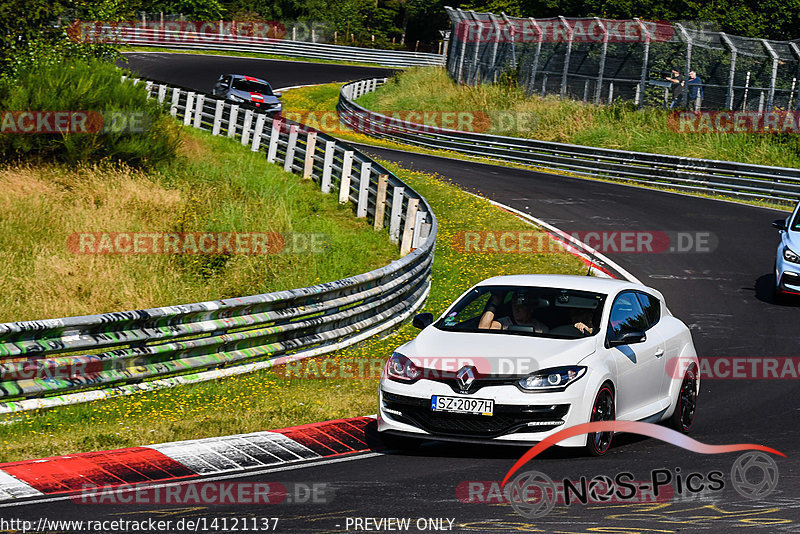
[687,70,703,110]
[667,68,684,109]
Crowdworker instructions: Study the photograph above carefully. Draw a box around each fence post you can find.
[456,9,467,83]
[227,104,239,138]
[762,39,779,110]
[145,81,153,96]
[469,10,481,84]
[789,43,800,110]
[400,198,420,255]
[357,162,372,217]
[170,88,181,117]
[608,81,614,103]
[635,19,651,108]
[303,131,317,178]
[502,12,517,69]
[558,16,574,98]
[321,140,336,193]
[488,13,501,81]
[267,118,281,162]
[183,92,195,125]
[374,174,389,230]
[389,186,404,242]
[193,94,205,128]
[594,17,608,104]
[675,24,692,108]
[284,125,298,171]
[339,151,354,202]
[157,84,167,103]
[412,211,427,249]
[241,109,254,146]
[250,114,266,152]
[743,71,751,110]
[529,18,542,90]
[212,100,225,135]
[720,33,738,110]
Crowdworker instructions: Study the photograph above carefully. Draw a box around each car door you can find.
[635,291,671,400]
[608,291,666,419]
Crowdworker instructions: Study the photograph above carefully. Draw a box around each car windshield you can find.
[792,207,800,231]
[231,79,273,95]
[436,285,606,339]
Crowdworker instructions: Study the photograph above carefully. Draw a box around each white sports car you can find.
[378,274,699,455]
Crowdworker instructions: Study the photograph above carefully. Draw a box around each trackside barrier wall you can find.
[337,77,800,203]
[0,78,437,413]
[101,27,444,68]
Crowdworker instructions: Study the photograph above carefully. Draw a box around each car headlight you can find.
[518,366,587,391]
[784,247,800,264]
[385,352,421,382]
[228,94,244,102]
[271,101,282,110]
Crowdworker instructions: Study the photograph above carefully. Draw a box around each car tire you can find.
[669,363,698,433]
[585,385,615,457]
[379,432,421,451]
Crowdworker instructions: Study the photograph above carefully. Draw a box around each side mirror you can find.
[608,330,646,347]
[772,219,787,231]
[412,313,434,329]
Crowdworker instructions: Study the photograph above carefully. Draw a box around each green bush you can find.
[0,59,180,168]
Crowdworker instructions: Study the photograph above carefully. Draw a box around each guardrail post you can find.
[170,88,181,117]
[357,162,372,218]
[374,174,388,230]
[227,104,239,138]
[212,100,225,135]
[183,92,195,125]
[193,94,205,128]
[284,125,298,171]
[558,16,574,98]
[412,211,428,248]
[267,118,282,162]
[594,17,608,104]
[303,131,317,178]
[339,150,354,202]
[400,198,420,255]
[145,81,153,96]
[321,140,336,193]
[389,186,405,242]
[251,114,266,152]
[157,84,167,103]
[241,109,254,145]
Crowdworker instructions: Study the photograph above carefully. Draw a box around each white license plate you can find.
[431,395,494,416]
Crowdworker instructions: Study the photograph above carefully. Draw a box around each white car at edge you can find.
[378,274,700,456]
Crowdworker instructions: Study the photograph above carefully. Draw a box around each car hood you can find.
[397,327,598,375]
[230,89,280,104]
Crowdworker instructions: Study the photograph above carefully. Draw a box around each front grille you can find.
[782,272,800,286]
[383,392,569,438]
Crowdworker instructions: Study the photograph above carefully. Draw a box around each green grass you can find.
[280,82,794,212]
[0,126,398,323]
[0,158,585,462]
[357,67,800,169]
[119,46,394,69]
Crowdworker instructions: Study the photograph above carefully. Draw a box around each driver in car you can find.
[479,291,549,333]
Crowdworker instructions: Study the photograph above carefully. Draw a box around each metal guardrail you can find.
[0,78,437,413]
[338,77,800,203]
[104,27,444,68]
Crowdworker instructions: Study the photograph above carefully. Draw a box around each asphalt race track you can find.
[7,52,799,533]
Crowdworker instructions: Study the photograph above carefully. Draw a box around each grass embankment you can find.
[0,157,585,461]
[0,126,397,322]
[357,67,800,169]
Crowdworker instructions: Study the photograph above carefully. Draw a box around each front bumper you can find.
[378,378,593,447]
[776,252,800,294]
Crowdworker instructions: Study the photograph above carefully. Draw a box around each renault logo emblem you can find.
[456,366,476,391]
